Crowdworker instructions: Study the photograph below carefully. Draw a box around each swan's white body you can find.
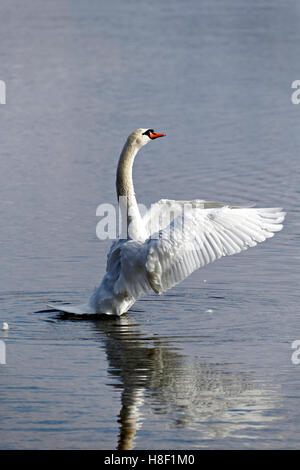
[49,128,285,316]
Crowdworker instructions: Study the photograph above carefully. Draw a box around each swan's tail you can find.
[47,302,95,314]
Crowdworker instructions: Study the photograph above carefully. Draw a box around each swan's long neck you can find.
[116,139,147,241]
[116,140,137,199]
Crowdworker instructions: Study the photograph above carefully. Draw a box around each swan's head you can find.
[128,128,165,149]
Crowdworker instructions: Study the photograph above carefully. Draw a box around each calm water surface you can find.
[0,0,300,449]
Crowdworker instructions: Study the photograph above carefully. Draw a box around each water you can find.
[0,0,300,450]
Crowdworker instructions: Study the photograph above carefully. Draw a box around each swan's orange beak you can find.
[149,131,166,140]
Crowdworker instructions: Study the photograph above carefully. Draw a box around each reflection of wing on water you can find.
[94,316,280,450]
[146,360,278,441]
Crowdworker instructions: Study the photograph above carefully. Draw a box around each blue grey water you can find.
[0,0,300,450]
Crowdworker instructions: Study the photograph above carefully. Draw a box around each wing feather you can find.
[143,198,255,237]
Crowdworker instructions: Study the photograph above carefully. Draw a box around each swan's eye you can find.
[142,129,165,140]
[142,129,154,138]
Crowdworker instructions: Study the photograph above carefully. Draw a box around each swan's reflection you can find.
[90,314,280,450]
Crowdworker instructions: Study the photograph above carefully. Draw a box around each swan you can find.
[48,128,285,316]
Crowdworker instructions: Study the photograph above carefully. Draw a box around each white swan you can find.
[48,128,285,316]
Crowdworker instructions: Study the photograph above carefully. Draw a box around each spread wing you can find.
[144,205,285,294]
[115,205,285,298]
